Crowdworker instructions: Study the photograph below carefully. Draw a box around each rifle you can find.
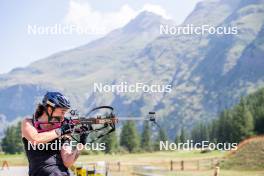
[34,106,158,143]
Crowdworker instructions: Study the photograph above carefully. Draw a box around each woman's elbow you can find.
[28,136,43,145]
[26,138,40,145]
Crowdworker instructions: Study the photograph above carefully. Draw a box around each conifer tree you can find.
[120,121,140,153]
[141,121,152,151]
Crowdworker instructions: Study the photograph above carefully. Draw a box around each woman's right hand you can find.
[61,123,74,135]
[56,123,74,136]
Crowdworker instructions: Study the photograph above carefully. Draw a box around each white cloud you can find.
[142,4,171,19]
[64,0,171,35]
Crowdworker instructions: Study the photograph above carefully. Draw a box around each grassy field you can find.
[0,151,263,176]
[221,137,264,170]
[0,150,225,166]
[78,150,226,163]
[0,153,28,166]
[106,170,264,176]
[155,170,264,176]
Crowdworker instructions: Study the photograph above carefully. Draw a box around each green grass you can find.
[0,153,28,166]
[88,170,264,176]
[1,150,263,176]
[77,150,226,163]
[0,150,224,166]
[0,151,264,176]
[161,170,264,176]
[221,138,264,170]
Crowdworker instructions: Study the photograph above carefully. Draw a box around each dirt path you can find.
[0,166,28,176]
[0,167,75,176]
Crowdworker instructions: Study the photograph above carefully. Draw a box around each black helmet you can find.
[42,92,71,109]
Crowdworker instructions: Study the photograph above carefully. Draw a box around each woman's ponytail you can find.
[34,104,45,119]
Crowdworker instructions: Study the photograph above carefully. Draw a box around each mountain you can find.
[0,11,173,124]
[1,0,264,139]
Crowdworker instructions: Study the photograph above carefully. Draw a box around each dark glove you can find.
[61,136,71,145]
[79,126,89,145]
[80,133,88,145]
[60,123,74,135]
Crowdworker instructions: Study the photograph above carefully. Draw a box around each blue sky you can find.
[0,0,201,74]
